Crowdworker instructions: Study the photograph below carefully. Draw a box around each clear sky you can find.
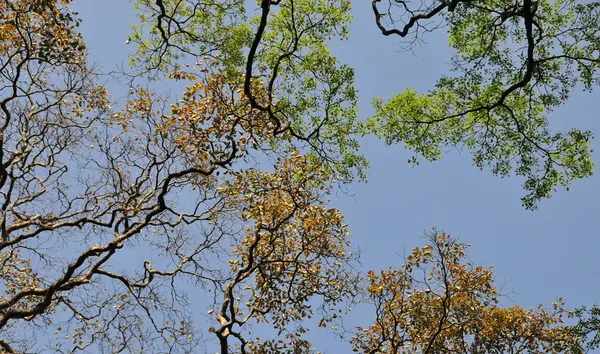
[72,0,600,352]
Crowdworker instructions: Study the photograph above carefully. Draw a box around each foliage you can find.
[213,152,358,353]
[369,0,600,209]
[352,232,580,354]
[571,305,600,352]
[0,0,594,352]
[0,0,363,351]
[130,0,366,182]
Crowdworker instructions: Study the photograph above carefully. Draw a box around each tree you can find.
[128,0,366,182]
[571,305,600,352]
[352,232,580,354]
[0,0,595,352]
[1,0,362,351]
[211,151,358,353]
[369,0,600,209]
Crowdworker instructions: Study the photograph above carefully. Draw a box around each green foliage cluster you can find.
[369,0,599,209]
[131,0,366,182]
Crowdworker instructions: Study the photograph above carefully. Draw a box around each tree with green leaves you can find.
[370,0,599,209]
[571,305,600,352]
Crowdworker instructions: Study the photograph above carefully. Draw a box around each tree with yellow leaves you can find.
[352,232,580,354]
[210,152,358,353]
[1,0,361,351]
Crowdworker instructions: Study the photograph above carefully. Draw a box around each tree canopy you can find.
[0,0,598,352]
[370,0,599,209]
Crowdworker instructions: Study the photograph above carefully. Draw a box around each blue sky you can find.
[72,0,600,352]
